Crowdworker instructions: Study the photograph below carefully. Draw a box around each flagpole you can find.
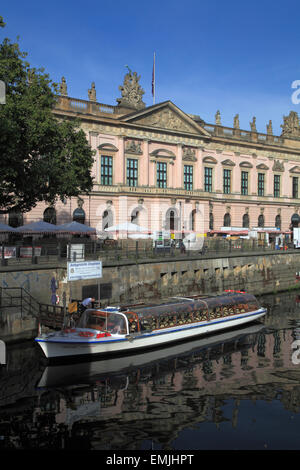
[152,52,156,105]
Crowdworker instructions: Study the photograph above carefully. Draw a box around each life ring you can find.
[96,332,111,338]
[56,295,60,305]
[78,331,94,337]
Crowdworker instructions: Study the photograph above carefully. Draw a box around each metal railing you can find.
[0,238,295,266]
[0,287,65,329]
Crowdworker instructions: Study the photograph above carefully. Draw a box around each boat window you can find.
[77,309,128,334]
[106,313,127,334]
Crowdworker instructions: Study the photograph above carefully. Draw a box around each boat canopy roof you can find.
[127,292,259,319]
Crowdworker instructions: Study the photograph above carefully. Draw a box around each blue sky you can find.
[2,0,300,135]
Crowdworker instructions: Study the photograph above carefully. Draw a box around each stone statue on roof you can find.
[215,110,221,125]
[88,82,97,102]
[59,77,68,96]
[117,66,145,110]
[250,117,257,132]
[233,114,240,129]
[281,111,300,138]
[267,120,273,135]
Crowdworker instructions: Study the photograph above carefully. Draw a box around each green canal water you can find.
[1,289,300,451]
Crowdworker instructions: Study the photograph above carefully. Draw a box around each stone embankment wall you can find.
[0,251,299,342]
[110,252,298,302]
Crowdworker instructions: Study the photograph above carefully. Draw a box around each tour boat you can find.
[37,323,265,389]
[35,291,267,361]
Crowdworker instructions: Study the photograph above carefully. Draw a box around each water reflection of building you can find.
[1,325,300,449]
[37,328,300,448]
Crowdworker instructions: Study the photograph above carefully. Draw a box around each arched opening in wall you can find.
[165,208,179,233]
[43,207,57,225]
[258,214,264,228]
[209,212,214,231]
[223,212,231,227]
[189,209,196,231]
[275,214,281,230]
[291,213,300,228]
[102,209,113,231]
[8,209,23,228]
[73,208,85,224]
[242,213,249,228]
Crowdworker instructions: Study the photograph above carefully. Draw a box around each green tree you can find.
[0,19,94,215]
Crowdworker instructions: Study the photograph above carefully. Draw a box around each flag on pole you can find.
[152,52,155,105]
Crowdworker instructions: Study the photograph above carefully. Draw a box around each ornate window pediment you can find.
[202,156,217,164]
[98,143,118,152]
[290,166,300,174]
[239,161,253,168]
[221,159,235,166]
[150,148,176,159]
[256,163,269,170]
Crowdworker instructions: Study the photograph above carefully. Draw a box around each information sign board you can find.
[67,260,102,281]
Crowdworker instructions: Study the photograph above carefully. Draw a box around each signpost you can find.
[67,260,103,305]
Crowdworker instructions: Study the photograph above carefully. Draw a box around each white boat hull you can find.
[35,308,267,361]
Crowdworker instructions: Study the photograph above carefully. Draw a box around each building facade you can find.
[8,70,300,238]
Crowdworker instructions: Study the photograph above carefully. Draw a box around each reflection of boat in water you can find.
[35,292,266,361]
[37,323,266,389]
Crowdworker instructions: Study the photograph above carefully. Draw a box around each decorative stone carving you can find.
[150,148,176,159]
[215,110,221,125]
[267,120,273,135]
[233,114,240,129]
[281,111,300,138]
[221,159,235,166]
[272,160,284,172]
[182,147,197,161]
[250,117,257,132]
[125,140,142,154]
[239,161,253,168]
[88,82,97,102]
[117,66,145,110]
[140,109,195,133]
[77,197,84,208]
[203,156,217,164]
[256,163,269,170]
[59,77,68,96]
[290,166,300,174]
[98,143,118,152]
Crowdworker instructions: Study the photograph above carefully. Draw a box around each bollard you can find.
[0,339,6,365]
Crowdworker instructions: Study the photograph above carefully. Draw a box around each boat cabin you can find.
[77,292,260,335]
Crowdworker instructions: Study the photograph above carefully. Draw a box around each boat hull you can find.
[35,308,267,361]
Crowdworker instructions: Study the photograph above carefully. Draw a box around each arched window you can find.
[165,208,179,232]
[291,213,300,228]
[8,209,23,228]
[258,214,264,227]
[275,214,281,230]
[242,213,249,228]
[43,207,56,225]
[73,208,85,224]
[102,209,113,231]
[223,213,231,227]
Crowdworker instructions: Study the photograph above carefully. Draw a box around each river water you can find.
[1,290,300,451]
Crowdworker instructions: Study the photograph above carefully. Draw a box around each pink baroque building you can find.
[9,70,300,239]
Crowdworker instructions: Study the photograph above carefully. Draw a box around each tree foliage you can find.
[0,19,94,214]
